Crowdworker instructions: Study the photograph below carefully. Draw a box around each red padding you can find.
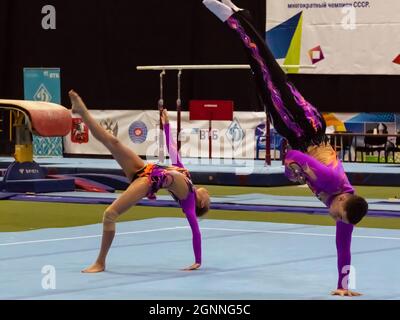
[26,103,71,137]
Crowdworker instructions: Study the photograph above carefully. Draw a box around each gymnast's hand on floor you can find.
[183,263,201,271]
[331,289,362,297]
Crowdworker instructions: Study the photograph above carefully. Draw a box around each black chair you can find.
[355,130,388,163]
[386,133,400,163]
[330,132,354,162]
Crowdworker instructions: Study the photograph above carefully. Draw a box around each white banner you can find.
[65,110,268,160]
[266,0,400,74]
[65,110,400,159]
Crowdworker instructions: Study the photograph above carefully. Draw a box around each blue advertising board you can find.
[23,68,63,157]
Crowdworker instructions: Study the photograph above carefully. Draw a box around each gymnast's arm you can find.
[331,221,361,297]
[162,109,184,168]
[180,192,202,270]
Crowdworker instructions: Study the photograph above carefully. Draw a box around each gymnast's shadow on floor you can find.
[102,267,209,281]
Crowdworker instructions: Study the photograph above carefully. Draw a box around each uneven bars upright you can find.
[138,64,316,164]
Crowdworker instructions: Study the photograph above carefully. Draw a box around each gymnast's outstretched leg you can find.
[68,91,151,273]
[203,0,326,151]
[69,90,145,181]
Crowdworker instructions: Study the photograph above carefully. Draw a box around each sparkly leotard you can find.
[132,123,201,265]
[284,144,354,289]
[202,1,356,290]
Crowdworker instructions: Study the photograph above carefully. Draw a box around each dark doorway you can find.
[0,110,15,156]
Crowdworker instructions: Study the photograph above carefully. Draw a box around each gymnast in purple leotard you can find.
[69,91,209,273]
[203,0,368,297]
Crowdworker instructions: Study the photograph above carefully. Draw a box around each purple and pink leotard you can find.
[203,1,357,290]
[284,147,354,289]
[132,123,201,265]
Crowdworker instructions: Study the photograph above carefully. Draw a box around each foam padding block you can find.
[5,179,76,193]
[47,175,115,193]
[71,174,130,190]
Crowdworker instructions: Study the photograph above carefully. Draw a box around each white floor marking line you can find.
[2,225,399,247]
[176,227,400,241]
[0,227,181,247]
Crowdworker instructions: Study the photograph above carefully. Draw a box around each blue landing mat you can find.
[1,219,399,300]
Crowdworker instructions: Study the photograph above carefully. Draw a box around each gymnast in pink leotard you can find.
[69,91,209,273]
[203,0,368,297]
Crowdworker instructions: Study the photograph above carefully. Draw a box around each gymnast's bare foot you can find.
[183,263,201,271]
[69,90,88,116]
[82,262,105,273]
